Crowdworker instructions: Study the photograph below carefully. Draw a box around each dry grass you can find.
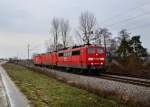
[2,63,138,107]
[110,55,150,79]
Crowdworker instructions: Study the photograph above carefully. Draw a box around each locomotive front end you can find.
[87,46,106,70]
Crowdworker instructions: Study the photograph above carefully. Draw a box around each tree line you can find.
[46,11,148,58]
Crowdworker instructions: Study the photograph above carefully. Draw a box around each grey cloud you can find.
[0,0,150,58]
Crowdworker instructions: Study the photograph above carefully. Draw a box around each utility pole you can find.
[27,44,30,60]
[103,34,107,53]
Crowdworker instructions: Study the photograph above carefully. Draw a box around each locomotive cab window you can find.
[72,50,80,56]
[88,48,95,54]
[58,53,63,57]
[97,48,104,54]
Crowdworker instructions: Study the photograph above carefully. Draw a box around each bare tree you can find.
[75,30,84,45]
[60,19,70,48]
[78,11,96,44]
[95,29,102,45]
[50,18,60,51]
[67,35,75,47]
[97,28,111,52]
[57,43,64,50]
[45,39,55,52]
[118,29,130,42]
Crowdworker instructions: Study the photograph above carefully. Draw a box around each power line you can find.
[105,10,150,27]
[27,44,30,60]
[113,13,150,30]
[101,0,150,25]
[128,23,150,31]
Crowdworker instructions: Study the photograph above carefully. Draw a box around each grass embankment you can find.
[111,55,150,79]
[2,63,136,107]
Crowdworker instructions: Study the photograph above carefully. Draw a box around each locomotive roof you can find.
[57,44,103,51]
[33,44,103,56]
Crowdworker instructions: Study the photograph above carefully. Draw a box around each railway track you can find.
[99,74,150,87]
[13,61,150,87]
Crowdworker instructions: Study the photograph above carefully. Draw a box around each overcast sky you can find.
[0,0,150,58]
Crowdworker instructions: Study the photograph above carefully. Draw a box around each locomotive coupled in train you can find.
[32,44,107,72]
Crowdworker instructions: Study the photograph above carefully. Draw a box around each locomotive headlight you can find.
[91,62,94,65]
[88,58,94,61]
[100,58,104,60]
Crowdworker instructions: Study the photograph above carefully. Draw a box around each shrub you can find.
[126,54,143,72]
[143,61,150,68]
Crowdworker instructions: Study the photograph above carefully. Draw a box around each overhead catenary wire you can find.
[100,0,150,25]
[105,10,150,28]
[97,0,150,40]
[113,13,150,30]
[128,23,150,31]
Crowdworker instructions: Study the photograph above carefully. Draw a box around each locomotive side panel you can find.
[32,45,107,72]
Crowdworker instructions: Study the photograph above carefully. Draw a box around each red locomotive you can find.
[32,44,107,74]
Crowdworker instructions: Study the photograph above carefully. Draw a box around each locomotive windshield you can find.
[97,48,104,54]
[88,47,104,54]
[88,48,95,54]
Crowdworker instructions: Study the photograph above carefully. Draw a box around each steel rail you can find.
[99,74,150,87]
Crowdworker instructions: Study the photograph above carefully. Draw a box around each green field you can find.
[2,63,137,107]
